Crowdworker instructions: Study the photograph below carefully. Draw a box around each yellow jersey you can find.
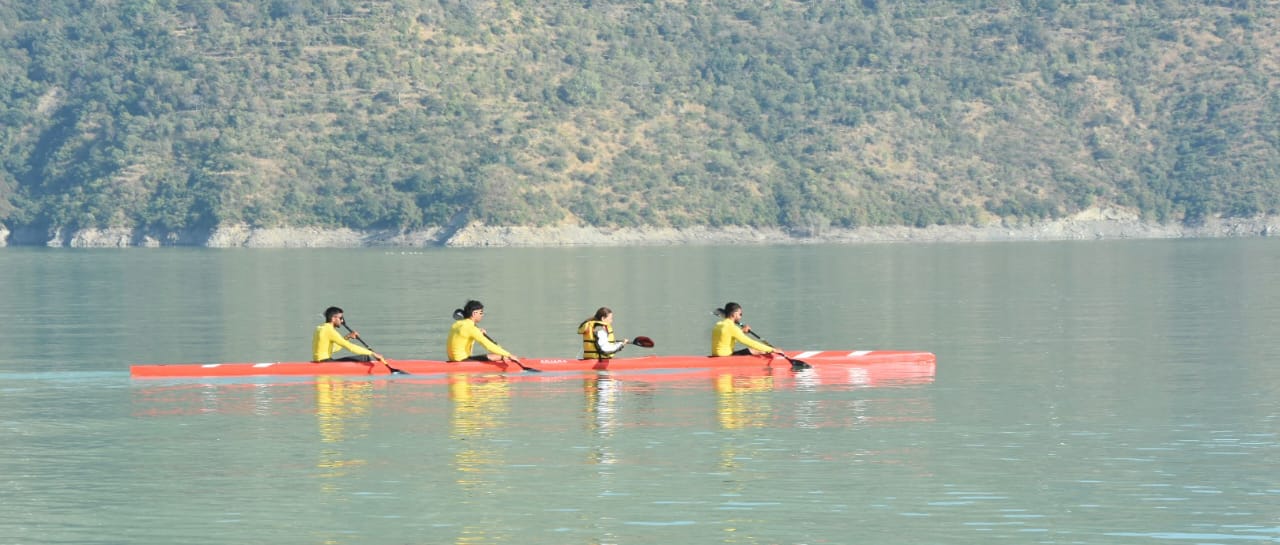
[447,319,511,361]
[710,318,773,356]
[312,323,373,361]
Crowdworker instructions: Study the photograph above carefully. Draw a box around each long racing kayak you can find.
[130,349,936,378]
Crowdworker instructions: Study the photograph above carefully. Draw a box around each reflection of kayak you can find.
[130,350,936,378]
[131,363,937,422]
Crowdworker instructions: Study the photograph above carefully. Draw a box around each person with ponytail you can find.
[577,307,630,360]
[711,302,774,357]
[446,300,517,363]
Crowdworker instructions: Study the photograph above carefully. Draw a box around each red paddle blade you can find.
[633,336,655,348]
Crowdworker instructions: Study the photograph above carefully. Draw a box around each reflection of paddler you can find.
[583,374,621,466]
[584,374,620,434]
[315,376,373,442]
[714,373,774,430]
[449,374,511,487]
[449,373,472,401]
[449,375,511,419]
[713,373,775,394]
[314,377,371,485]
[715,374,735,394]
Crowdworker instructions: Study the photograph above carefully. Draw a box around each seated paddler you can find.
[577,306,630,360]
[312,306,383,363]
[447,300,519,363]
[711,302,775,357]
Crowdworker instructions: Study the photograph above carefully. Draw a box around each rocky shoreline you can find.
[1,207,1275,248]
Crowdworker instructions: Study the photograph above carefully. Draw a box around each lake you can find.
[1,239,1277,544]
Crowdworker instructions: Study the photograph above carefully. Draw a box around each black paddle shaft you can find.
[481,332,541,372]
[340,322,408,375]
[742,329,810,370]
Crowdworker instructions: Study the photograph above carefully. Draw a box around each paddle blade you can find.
[511,358,541,372]
[633,336,655,348]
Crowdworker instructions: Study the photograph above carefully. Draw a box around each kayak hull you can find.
[130,350,936,378]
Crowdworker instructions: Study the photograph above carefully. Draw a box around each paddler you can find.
[711,302,775,357]
[312,306,384,363]
[577,307,630,360]
[447,300,520,363]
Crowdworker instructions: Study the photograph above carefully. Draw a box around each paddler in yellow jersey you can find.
[313,306,384,362]
[711,302,775,357]
[577,307,630,360]
[447,300,519,363]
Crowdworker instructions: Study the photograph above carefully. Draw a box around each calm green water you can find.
[1,240,1277,545]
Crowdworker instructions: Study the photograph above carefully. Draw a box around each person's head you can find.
[722,302,743,322]
[592,307,613,323]
[461,300,485,321]
[324,306,345,324]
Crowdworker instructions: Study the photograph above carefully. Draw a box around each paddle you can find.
[482,332,541,372]
[710,309,811,370]
[340,321,408,375]
[600,335,652,355]
[745,329,811,370]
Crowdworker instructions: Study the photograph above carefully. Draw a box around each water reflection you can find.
[314,377,371,486]
[713,373,775,430]
[585,373,622,436]
[130,380,309,416]
[125,367,937,544]
[449,373,511,485]
[711,373,779,544]
[447,373,517,544]
[584,373,621,466]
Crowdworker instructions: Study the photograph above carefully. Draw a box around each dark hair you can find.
[455,300,484,320]
[324,306,344,321]
[579,306,612,328]
[719,302,741,317]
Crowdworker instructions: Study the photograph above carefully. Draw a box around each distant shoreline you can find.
[1,207,1275,248]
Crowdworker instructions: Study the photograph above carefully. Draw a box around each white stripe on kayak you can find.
[200,364,221,368]
[848,350,872,357]
[795,351,821,359]
[253,363,274,367]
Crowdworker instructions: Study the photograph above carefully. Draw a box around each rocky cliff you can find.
[3,208,1276,248]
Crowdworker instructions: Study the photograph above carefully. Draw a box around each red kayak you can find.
[130,349,936,378]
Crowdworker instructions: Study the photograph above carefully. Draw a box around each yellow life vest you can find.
[579,320,616,360]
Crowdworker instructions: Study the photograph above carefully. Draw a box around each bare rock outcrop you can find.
[206,224,445,248]
[3,207,1275,248]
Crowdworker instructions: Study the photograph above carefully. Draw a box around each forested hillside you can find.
[2,0,1278,243]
